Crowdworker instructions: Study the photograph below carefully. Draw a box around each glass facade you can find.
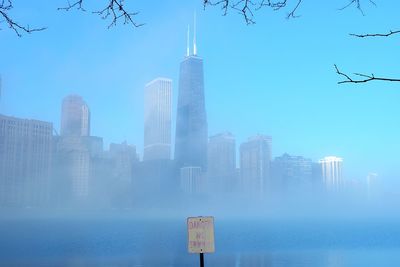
[175,55,208,170]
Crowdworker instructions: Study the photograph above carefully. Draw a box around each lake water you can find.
[1,217,400,266]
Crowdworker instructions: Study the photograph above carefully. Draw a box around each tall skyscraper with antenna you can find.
[175,17,208,172]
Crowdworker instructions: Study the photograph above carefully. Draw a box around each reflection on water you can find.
[4,249,400,267]
[1,219,400,267]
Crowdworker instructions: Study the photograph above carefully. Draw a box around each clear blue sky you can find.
[1,1,400,183]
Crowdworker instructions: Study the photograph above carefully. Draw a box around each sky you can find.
[1,0,400,184]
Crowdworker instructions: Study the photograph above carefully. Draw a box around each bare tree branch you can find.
[93,0,144,28]
[203,0,231,16]
[2,0,144,36]
[59,0,144,28]
[203,0,303,24]
[58,0,85,12]
[334,65,400,84]
[203,0,380,24]
[286,0,302,19]
[231,0,256,25]
[334,1,400,85]
[0,0,46,37]
[338,0,376,16]
[258,0,287,9]
[349,30,400,38]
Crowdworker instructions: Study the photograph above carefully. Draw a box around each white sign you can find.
[187,216,215,253]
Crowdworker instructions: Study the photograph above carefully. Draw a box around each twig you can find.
[58,0,85,11]
[204,0,230,16]
[334,64,400,84]
[338,0,376,16]
[93,0,144,28]
[231,0,256,25]
[0,0,46,37]
[286,0,302,18]
[59,0,144,28]
[349,30,400,38]
[203,0,303,23]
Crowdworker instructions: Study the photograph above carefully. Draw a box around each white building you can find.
[319,156,343,191]
[0,115,53,206]
[144,78,172,161]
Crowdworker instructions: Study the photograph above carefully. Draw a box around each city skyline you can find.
[0,91,348,169]
[1,2,399,184]
[0,74,380,186]
[0,86,386,208]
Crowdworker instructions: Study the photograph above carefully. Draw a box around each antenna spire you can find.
[193,11,197,55]
[186,24,190,57]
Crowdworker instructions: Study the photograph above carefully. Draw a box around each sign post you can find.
[200,252,204,267]
[187,216,215,267]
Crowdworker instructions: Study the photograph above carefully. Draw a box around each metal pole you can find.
[200,252,204,267]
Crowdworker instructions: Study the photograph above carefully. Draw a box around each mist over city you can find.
[1,1,400,266]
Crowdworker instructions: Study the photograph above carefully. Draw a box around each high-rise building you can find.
[180,166,204,194]
[60,95,90,137]
[319,156,343,191]
[55,136,105,202]
[240,135,272,197]
[110,141,138,181]
[175,26,208,171]
[56,136,91,200]
[51,136,102,206]
[57,95,94,202]
[272,153,312,193]
[144,78,172,161]
[207,132,236,192]
[0,115,52,206]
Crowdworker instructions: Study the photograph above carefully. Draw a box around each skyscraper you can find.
[144,78,172,161]
[110,141,138,181]
[56,137,91,199]
[180,166,204,194]
[57,95,92,202]
[272,153,313,193]
[240,135,272,197]
[207,132,236,192]
[175,25,208,171]
[0,115,53,206]
[319,156,343,191]
[60,95,90,137]
[52,135,104,205]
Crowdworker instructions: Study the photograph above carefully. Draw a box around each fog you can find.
[1,1,400,266]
